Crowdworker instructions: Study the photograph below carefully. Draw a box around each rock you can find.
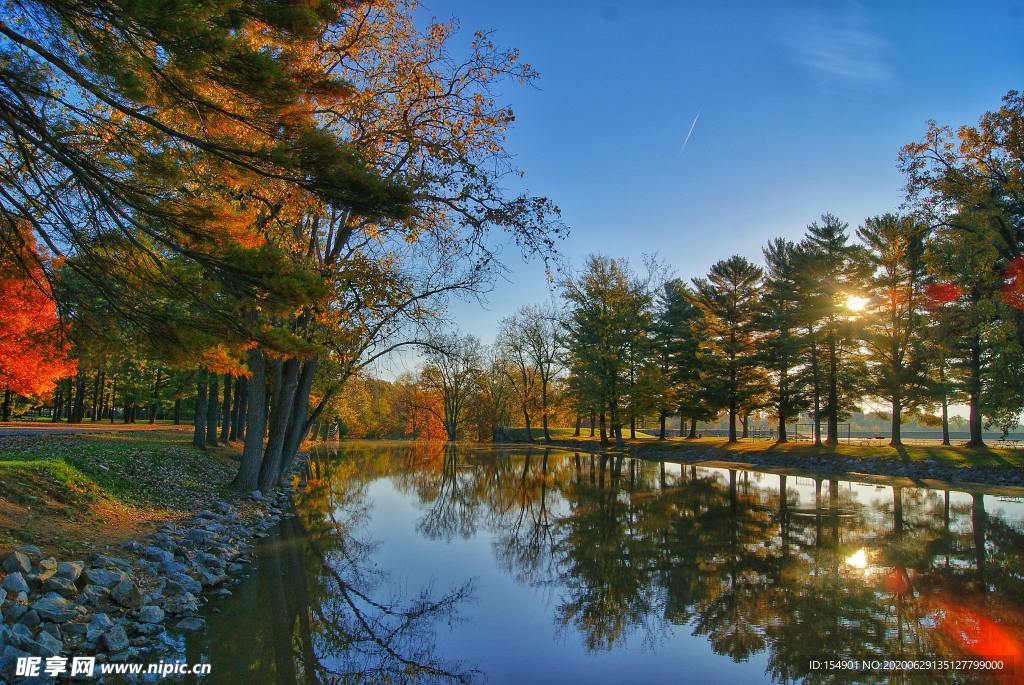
[0,587,5,604]
[1,552,31,575]
[134,622,164,637]
[138,605,164,624]
[33,630,62,657]
[174,617,206,633]
[43,575,78,597]
[111,579,142,609]
[79,584,110,606]
[102,625,129,653]
[91,554,131,571]
[1,572,29,594]
[0,645,31,679]
[39,623,60,641]
[90,612,114,630]
[167,573,202,596]
[142,546,173,564]
[37,558,56,572]
[31,596,76,623]
[17,545,41,559]
[161,592,198,616]
[8,624,33,651]
[196,569,226,587]
[62,622,88,639]
[82,567,126,588]
[55,561,83,582]
[17,609,40,629]
[249,490,263,501]
[159,559,187,575]
[2,604,27,623]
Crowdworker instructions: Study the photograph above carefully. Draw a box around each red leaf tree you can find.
[0,231,76,418]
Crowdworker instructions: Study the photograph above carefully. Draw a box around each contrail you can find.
[679,111,700,155]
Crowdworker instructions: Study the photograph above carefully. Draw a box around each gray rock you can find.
[0,587,6,604]
[90,612,114,630]
[159,559,187,575]
[111,579,143,609]
[102,625,129,653]
[134,622,164,637]
[1,552,30,575]
[0,645,31,678]
[33,630,62,657]
[43,575,77,597]
[167,573,202,595]
[37,558,56,572]
[39,623,60,641]
[62,622,88,638]
[79,584,110,606]
[8,624,33,650]
[17,609,40,629]
[82,567,125,587]
[174,617,206,632]
[142,546,173,564]
[55,561,83,582]
[2,604,27,623]
[91,553,131,570]
[161,592,198,616]
[138,605,164,624]
[17,545,41,558]
[31,596,76,623]
[1,572,29,594]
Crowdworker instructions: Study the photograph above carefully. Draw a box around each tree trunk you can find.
[235,348,268,491]
[967,337,984,447]
[90,371,101,422]
[741,412,749,439]
[728,400,738,442]
[629,414,635,440]
[826,334,839,447]
[279,359,318,482]
[777,414,787,443]
[1,389,10,422]
[890,395,902,447]
[810,334,821,446]
[589,412,595,437]
[599,411,608,445]
[174,398,181,425]
[71,372,86,424]
[220,374,232,443]
[542,386,552,443]
[688,418,697,439]
[193,380,208,449]
[235,378,248,443]
[258,358,300,491]
[229,377,244,441]
[205,377,219,447]
[95,371,106,422]
[659,410,667,440]
[573,414,581,437]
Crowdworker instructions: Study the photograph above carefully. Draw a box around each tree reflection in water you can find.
[185,443,1024,684]
[180,444,478,684]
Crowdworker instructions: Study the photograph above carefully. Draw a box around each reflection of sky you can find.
[327,453,1020,683]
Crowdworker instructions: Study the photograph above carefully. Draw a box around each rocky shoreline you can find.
[0,468,301,683]
[509,439,1024,490]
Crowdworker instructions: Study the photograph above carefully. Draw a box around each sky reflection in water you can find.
[182,442,1024,684]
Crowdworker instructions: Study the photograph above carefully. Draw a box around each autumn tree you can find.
[0,228,75,418]
[857,213,933,446]
[693,256,769,443]
[756,239,808,443]
[419,333,483,441]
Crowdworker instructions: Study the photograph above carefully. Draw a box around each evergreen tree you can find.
[692,256,770,443]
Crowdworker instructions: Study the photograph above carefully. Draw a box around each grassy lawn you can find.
[0,429,238,556]
[507,430,1024,469]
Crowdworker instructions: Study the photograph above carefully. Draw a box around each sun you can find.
[845,294,868,312]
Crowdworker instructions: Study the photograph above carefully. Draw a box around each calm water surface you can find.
[179,442,1024,684]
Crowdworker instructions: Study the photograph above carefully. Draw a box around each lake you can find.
[178,442,1024,684]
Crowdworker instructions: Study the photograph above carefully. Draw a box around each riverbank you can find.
[0,430,238,557]
[0,429,302,680]
[499,435,1024,491]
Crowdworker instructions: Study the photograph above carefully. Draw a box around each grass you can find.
[505,430,1024,469]
[0,429,239,556]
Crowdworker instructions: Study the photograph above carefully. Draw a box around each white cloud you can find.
[781,3,893,88]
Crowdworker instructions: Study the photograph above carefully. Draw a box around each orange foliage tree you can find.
[0,232,76,417]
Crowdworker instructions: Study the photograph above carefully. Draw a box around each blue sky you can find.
[373,0,1023,376]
